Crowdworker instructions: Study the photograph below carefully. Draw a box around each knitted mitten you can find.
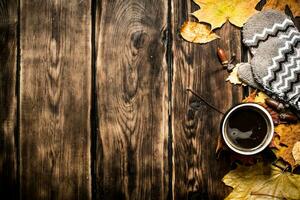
[243,10,295,54]
[237,63,262,89]
[238,10,300,111]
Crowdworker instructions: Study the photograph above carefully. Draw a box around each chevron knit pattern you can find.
[262,31,300,89]
[273,49,300,92]
[289,80,300,99]
[243,18,294,47]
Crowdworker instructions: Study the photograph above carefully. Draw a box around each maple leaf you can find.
[243,91,268,103]
[192,0,260,30]
[254,92,269,103]
[226,67,246,86]
[263,0,300,18]
[180,21,220,44]
[242,91,258,102]
[223,163,300,200]
[274,123,300,167]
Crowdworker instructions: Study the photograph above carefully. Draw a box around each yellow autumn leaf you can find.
[254,92,269,103]
[223,163,300,200]
[274,123,300,167]
[242,91,258,102]
[242,91,269,104]
[226,67,246,86]
[192,0,260,30]
[263,0,300,18]
[292,141,300,165]
[180,21,220,44]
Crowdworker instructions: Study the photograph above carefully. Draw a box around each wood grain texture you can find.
[95,0,169,199]
[0,0,18,198]
[20,0,91,199]
[171,1,243,199]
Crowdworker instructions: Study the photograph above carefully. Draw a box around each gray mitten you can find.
[238,10,300,111]
[243,10,295,55]
[237,63,263,90]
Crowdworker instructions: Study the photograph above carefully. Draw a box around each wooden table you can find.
[1,0,299,199]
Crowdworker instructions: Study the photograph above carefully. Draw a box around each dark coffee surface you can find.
[226,107,268,149]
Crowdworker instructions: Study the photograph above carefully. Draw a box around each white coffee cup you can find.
[221,103,274,155]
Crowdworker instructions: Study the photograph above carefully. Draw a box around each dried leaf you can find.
[180,21,220,44]
[192,0,260,30]
[226,67,246,86]
[243,91,269,103]
[242,91,258,102]
[254,92,269,103]
[263,0,300,18]
[292,141,300,165]
[274,123,300,167]
[223,163,300,200]
[269,132,280,149]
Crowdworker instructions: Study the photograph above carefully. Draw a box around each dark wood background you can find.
[0,0,299,199]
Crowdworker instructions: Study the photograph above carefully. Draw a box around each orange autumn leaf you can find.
[274,123,300,167]
[242,91,258,102]
[242,91,269,103]
[180,21,220,44]
[192,0,260,30]
[263,0,300,18]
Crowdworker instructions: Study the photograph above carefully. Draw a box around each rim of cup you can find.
[221,103,274,155]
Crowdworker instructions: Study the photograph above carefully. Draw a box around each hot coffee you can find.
[226,107,268,149]
[222,103,274,155]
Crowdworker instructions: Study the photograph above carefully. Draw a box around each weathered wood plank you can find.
[0,0,18,198]
[95,0,169,199]
[20,0,91,199]
[171,1,243,199]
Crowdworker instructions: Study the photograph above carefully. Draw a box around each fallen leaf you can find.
[226,67,246,86]
[192,0,260,30]
[254,92,269,103]
[180,21,220,44]
[243,91,269,103]
[223,163,300,200]
[274,123,300,167]
[269,132,280,149]
[292,141,300,165]
[263,0,300,18]
[242,90,258,102]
